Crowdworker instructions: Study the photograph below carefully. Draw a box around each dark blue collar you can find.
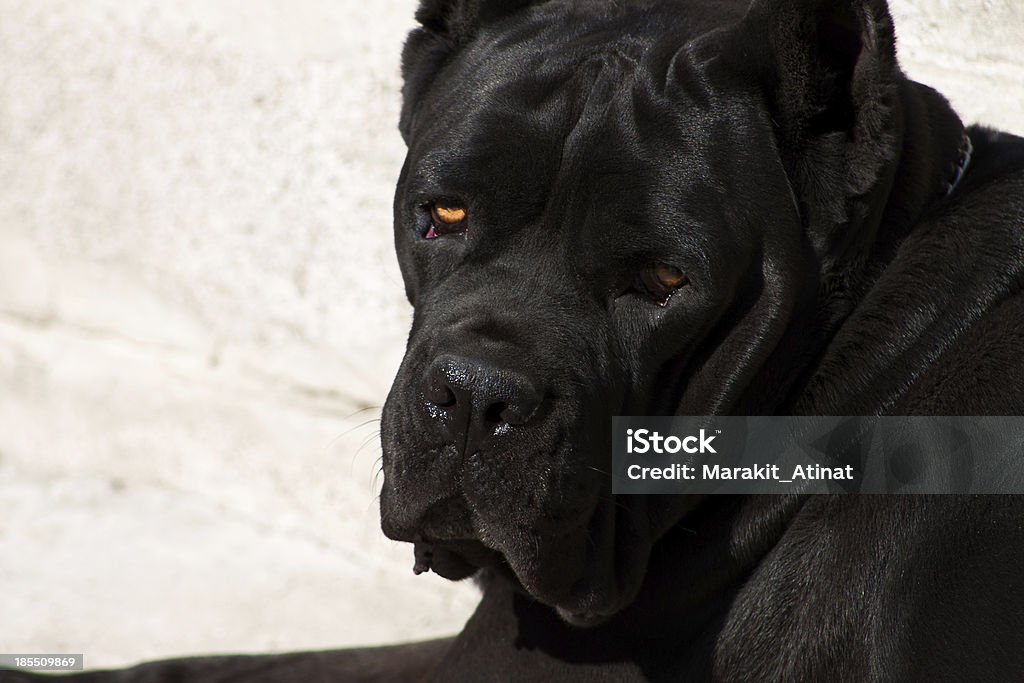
[944,132,973,197]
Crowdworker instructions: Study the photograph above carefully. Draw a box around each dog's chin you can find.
[408,510,643,628]
[505,548,641,628]
[478,510,648,628]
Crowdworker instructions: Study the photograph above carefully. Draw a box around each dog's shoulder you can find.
[893,127,1024,412]
[720,494,1024,680]
[797,126,1024,414]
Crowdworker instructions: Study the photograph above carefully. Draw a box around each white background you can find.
[1,0,1021,669]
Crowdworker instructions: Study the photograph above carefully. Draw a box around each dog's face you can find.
[381,0,899,624]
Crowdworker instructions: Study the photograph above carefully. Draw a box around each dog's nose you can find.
[424,355,541,451]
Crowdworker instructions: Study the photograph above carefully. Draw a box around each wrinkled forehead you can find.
[420,57,720,208]
[406,0,752,160]
[403,2,762,227]
[409,52,641,194]
[411,76,728,223]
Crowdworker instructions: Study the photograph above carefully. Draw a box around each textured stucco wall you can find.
[0,0,1021,669]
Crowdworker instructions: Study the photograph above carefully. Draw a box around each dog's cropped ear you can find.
[399,0,540,141]
[413,0,537,45]
[726,0,901,254]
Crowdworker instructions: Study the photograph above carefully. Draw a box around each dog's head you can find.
[381,0,903,624]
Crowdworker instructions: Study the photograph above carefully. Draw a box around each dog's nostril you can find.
[427,383,457,408]
[484,401,506,425]
[495,403,531,426]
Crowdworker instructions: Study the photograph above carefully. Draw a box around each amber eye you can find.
[637,263,688,305]
[426,203,468,238]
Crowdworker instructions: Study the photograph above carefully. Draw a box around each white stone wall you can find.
[0,0,1021,669]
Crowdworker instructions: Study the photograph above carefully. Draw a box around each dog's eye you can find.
[637,263,688,305]
[425,203,468,239]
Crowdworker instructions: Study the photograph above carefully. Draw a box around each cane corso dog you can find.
[7,0,1024,681]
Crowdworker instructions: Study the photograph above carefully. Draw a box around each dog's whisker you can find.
[329,417,383,449]
[365,491,384,519]
[347,430,383,478]
[370,464,386,496]
[342,405,382,421]
[355,430,383,453]
[369,455,385,480]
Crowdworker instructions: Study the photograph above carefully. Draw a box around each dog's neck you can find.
[738,76,971,415]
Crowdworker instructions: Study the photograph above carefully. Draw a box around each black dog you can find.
[7,0,1023,681]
